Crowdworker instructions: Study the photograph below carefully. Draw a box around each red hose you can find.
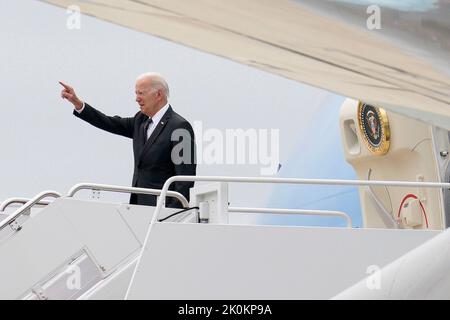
[397,193,429,228]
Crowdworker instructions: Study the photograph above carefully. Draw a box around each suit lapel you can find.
[138,106,173,165]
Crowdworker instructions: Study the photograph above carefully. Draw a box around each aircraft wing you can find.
[41,0,450,128]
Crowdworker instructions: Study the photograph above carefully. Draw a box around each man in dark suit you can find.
[59,72,196,208]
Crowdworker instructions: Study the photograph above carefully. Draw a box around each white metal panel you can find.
[117,204,180,244]
[0,201,85,299]
[190,182,229,224]
[80,204,197,300]
[0,213,9,223]
[127,223,439,299]
[80,256,138,300]
[28,250,103,300]
[57,199,142,274]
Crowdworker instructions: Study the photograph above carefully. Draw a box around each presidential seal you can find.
[357,102,390,155]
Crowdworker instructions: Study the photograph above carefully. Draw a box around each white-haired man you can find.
[59,72,196,208]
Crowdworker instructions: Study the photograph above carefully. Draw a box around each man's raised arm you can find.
[59,81,134,138]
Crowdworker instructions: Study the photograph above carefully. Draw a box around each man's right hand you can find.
[59,81,83,110]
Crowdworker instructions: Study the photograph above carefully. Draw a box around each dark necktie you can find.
[143,118,153,142]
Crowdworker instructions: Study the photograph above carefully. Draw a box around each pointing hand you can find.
[59,81,83,110]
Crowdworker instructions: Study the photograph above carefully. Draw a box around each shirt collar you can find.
[150,102,170,125]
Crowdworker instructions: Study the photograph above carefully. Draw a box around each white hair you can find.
[137,72,170,98]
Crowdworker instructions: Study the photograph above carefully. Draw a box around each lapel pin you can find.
[161,121,164,125]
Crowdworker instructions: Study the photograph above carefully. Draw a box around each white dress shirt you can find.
[145,102,169,140]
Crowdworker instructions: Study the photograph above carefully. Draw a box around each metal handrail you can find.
[152,176,450,225]
[0,191,61,231]
[67,183,189,208]
[0,198,53,212]
[125,175,450,299]
[228,207,352,228]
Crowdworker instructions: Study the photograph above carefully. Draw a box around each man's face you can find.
[135,78,159,116]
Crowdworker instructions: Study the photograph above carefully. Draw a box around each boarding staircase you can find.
[0,176,448,299]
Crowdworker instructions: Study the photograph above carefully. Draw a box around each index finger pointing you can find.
[59,81,71,90]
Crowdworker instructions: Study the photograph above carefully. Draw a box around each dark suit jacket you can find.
[74,103,196,208]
